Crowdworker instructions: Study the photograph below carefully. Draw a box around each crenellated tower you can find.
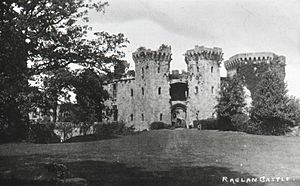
[224,52,286,95]
[185,45,223,125]
[132,45,172,130]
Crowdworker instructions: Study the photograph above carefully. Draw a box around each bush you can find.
[27,122,60,144]
[231,113,250,131]
[150,122,170,130]
[55,122,75,141]
[94,121,135,137]
[0,119,29,143]
[241,120,263,135]
[193,118,218,130]
[217,117,235,131]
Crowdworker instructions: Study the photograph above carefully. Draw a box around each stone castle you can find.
[104,45,286,130]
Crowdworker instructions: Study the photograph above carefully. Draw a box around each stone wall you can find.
[224,52,286,95]
[104,46,286,130]
[132,46,172,130]
[103,79,136,126]
[185,45,223,125]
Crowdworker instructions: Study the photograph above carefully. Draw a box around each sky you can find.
[88,0,300,97]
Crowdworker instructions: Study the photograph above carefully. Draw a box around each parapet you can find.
[132,45,172,63]
[185,45,223,65]
[224,52,285,70]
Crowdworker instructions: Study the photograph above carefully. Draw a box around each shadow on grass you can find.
[64,160,268,186]
[1,156,299,186]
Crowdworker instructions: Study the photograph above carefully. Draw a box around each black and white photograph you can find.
[1,0,300,185]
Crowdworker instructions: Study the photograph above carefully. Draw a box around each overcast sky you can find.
[88,0,300,97]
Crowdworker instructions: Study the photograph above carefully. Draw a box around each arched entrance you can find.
[171,103,187,128]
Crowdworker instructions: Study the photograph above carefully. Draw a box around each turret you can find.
[130,45,172,130]
[185,45,223,125]
[224,52,286,94]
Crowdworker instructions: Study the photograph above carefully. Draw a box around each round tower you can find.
[185,45,223,126]
[132,45,172,130]
[224,52,286,95]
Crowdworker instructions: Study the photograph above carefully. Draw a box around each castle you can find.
[104,45,286,130]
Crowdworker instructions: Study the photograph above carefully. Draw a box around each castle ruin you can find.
[104,45,286,130]
[224,52,286,95]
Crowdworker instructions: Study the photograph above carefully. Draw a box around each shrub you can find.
[27,122,60,144]
[150,122,170,130]
[242,120,263,135]
[231,113,250,132]
[94,121,135,137]
[55,122,75,142]
[193,118,218,130]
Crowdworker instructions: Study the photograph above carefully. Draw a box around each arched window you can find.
[157,66,160,73]
[130,114,133,121]
[197,66,200,72]
[195,86,199,94]
[160,113,163,121]
[158,87,161,95]
[142,67,144,79]
[141,113,144,121]
[142,87,144,95]
[131,88,133,97]
[211,86,214,94]
[211,66,213,73]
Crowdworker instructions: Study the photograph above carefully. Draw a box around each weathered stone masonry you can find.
[104,46,285,130]
[185,46,223,125]
[224,52,286,95]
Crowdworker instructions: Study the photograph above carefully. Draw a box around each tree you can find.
[40,68,75,122]
[1,0,128,141]
[215,75,247,130]
[250,71,294,135]
[286,96,300,126]
[73,69,109,130]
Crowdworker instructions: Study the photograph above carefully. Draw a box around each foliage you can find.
[286,96,300,126]
[158,44,171,52]
[231,113,250,132]
[126,70,135,77]
[193,118,218,130]
[27,122,60,144]
[40,68,75,122]
[74,69,110,123]
[94,121,135,137]
[55,122,75,141]
[57,103,93,136]
[250,71,294,135]
[150,122,170,130]
[137,46,146,51]
[1,0,128,141]
[57,103,80,123]
[215,75,247,131]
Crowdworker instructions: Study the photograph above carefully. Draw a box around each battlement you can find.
[224,52,285,70]
[185,45,223,64]
[116,77,135,84]
[132,45,172,63]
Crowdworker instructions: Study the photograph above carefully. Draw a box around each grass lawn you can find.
[0,129,300,185]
